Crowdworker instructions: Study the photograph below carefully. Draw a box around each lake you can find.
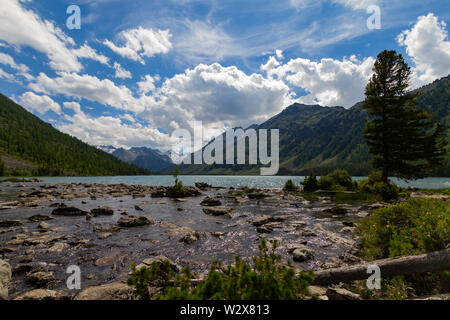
[21,175,450,189]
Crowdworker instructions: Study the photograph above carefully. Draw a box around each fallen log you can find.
[314,248,450,285]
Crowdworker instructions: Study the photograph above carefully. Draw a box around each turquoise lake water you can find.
[16,175,450,189]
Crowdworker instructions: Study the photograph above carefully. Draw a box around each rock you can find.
[326,288,360,300]
[179,232,203,244]
[195,182,211,191]
[14,289,58,300]
[210,232,227,239]
[0,220,22,228]
[0,260,12,300]
[308,285,327,297]
[28,214,53,222]
[322,206,348,215]
[25,271,55,288]
[256,226,273,234]
[356,211,370,218]
[134,205,144,211]
[98,232,113,239]
[47,242,70,253]
[141,255,180,272]
[200,197,222,207]
[300,229,317,237]
[166,226,195,236]
[118,215,154,228]
[75,282,135,300]
[252,215,274,226]
[202,206,233,216]
[12,264,34,275]
[18,255,34,263]
[340,226,355,233]
[291,245,314,262]
[94,252,124,266]
[91,206,114,216]
[160,221,178,229]
[290,221,307,229]
[339,253,362,264]
[38,222,50,229]
[49,202,67,208]
[52,207,87,216]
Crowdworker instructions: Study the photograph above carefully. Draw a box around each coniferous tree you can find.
[362,50,446,182]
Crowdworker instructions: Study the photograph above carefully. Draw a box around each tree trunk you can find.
[313,249,450,285]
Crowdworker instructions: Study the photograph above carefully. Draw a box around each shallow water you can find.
[8,175,450,189]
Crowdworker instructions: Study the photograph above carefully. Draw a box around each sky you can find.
[0,0,449,151]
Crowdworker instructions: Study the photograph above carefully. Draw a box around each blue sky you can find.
[0,0,449,150]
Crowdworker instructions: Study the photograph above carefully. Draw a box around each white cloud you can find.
[28,72,142,113]
[73,43,110,66]
[58,104,174,149]
[113,62,132,79]
[143,63,293,140]
[0,67,16,82]
[137,75,159,94]
[397,13,450,88]
[262,55,375,107]
[0,52,29,72]
[19,91,62,115]
[104,27,172,64]
[290,0,379,10]
[275,49,284,60]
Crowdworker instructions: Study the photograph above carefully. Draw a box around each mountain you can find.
[112,147,173,172]
[0,94,151,176]
[180,75,450,176]
[96,145,118,154]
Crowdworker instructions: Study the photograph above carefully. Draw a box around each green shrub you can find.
[128,240,314,300]
[317,169,356,191]
[283,179,298,192]
[167,167,190,198]
[356,198,450,260]
[301,174,319,192]
[358,171,399,200]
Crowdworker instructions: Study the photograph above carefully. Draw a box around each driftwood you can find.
[314,248,450,285]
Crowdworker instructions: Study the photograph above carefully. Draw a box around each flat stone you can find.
[326,288,360,300]
[25,271,55,288]
[75,282,135,300]
[52,207,87,216]
[0,260,11,300]
[91,206,114,216]
[0,220,22,228]
[202,206,233,216]
[118,215,154,228]
[15,289,58,300]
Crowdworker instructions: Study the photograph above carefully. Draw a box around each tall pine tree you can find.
[362,50,446,182]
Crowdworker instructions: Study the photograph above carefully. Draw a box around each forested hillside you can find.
[0,94,150,176]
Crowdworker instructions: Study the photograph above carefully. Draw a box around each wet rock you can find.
[289,244,314,262]
[98,232,113,239]
[12,264,34,276]
[52,207,87,216]
[25,271,55,288]
[141,255,180,272]
[200,196,222,207]
[256,226,273,234]
[195,182,211,191]
[94,252,124,266]
[38,222,50,230]
[75,282,135,300]
[166,226,195,236]
[28,215,53,223]
[326,288,360,300]
[47,242,70,253]
[342,221,355,227]
[18,255,34,263]
[290,220,307,229]
[179,232,204,244]
[210,232,227,239]
[300,229,317,237]
[339,226,355,233]
[159,221,178,229]
[247,192,268,200]
[308,285,327,297]
[134,205,144,211]
[0,220,22,228]
[322,206,348,215]
[356,211,370,218]
[339,253,362,264]
[202,206,233,216]
[91,206,114,216]
[118,215,154,228]
[49,202,67,208]
[24,234,67,246]
[15,289,58,300]
[252,215,275,226]
[0,260,11,300]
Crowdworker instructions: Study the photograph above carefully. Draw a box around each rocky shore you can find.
[0,180,391,300]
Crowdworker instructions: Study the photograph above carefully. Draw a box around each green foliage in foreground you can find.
[317,169,357,191]
[283,179,298,191]
[358,171,400,200]
[357,198,449,260]
[301,174,319,192]
[355,198,450,298]
[128,240,314,300]
[166,167,190,198]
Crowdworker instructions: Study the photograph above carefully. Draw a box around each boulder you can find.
[200,197,222,207]
[28,214,53,222]
[195,182,211,191]
[202,206,233,216]
[15,289,58,300]
[52,207,87,216]
[0,260,11,300]
[141,255,180,272]
[291,245,314,262]
[256,226,273,234]
[75,282,135,300]
[0,220,22,228]
[25,271,55,288]
[252,215,274,226]
[38,222,50,229]
[118,215,154,228]
[326,288,360,300]
[91,206,114,216]
[322,206,348,215]
[179,232,204,244]
[308,285,327,297]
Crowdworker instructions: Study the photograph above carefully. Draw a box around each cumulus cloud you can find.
[19,91,62,115]
[28,72,142,113]
[262,55,375,107]
[58,103,174,149]
[73,43,110,66]
[290,0,379,10]
[142,63,294,140]
[0,67,16,82]
[0,52,29,73]
[113,62,132,79]
[137,75,159,94]
[397,13,450,88]
[104,27,172,64]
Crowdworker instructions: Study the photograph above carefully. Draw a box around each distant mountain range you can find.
[97,145,174,173]
[0,94,150,176]
[179,74,450,176]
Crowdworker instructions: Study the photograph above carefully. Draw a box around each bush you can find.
[356,198,450,260]
[283,179,298,192]
[128,240,314,300]
[358,171,399,200]
[317,169,356,191]
[301,174,319,192]
[167,167,190,198]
